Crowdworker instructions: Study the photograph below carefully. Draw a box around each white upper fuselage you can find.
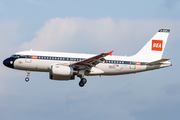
[11,51,171,76]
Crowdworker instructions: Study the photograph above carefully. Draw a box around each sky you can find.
[0,0,180,120]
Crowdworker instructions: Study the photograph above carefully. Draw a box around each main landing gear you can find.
[25,71,30,82]
[79,78,87,87]
[78,70,87,87]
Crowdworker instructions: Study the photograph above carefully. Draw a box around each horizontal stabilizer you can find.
[147,58,170,65]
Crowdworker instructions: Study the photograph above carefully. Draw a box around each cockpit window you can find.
[10,55,26,58]
[11,55,19,58]
[10,55,15,58]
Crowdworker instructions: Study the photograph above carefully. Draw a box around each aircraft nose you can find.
[3,58,14,68]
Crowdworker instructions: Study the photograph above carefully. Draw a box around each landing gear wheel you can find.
[25,71,30,82]
[79,78,87,87]
[25,77,29,82]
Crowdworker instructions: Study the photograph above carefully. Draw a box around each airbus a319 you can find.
[3,29,172,87]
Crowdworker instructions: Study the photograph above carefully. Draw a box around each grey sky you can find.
[0,0,180,120]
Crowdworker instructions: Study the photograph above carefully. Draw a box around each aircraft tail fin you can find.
[133,29,170,62]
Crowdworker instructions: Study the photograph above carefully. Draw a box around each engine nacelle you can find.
[50,65,75,81]
[49,72,75,81]
[51,64,73,76]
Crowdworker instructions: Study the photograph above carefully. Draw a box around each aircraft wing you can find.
[72,51,113,68]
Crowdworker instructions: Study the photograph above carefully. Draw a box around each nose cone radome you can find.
[3,58,15,68]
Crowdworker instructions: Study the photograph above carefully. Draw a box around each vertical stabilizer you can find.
[132,29,170,62]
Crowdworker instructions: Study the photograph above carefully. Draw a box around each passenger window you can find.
[20,55,25,58]
[26,55,31,58]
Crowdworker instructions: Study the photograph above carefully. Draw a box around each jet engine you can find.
[50,65,75,80]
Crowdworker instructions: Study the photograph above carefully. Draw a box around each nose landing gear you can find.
[25,71,30,82]
[25,77,29,82]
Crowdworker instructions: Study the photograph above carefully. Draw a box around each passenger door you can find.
[25,55,32,63]
[130,61,136,69]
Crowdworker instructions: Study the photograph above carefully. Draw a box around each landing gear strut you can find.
[78,70,87,87]
[79,78,87,87]
[25,71,30,82]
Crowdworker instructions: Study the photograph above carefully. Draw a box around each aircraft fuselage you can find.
[3,51,171,76]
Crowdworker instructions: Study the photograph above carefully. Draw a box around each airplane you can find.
[3,29,172,87]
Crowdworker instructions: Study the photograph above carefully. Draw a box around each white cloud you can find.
[21,18,77,51]
[20,18,180,56]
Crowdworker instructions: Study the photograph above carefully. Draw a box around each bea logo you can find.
[152,40,163,51]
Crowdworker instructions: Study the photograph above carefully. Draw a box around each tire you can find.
[25,77,29,82]
[79,78,87,87]
[81,78,87,84]
[79,82,84,87]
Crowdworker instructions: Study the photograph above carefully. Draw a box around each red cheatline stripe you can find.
[32,55,36,59]
[136,62,140,65]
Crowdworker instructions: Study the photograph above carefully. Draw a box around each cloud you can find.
[20,18,78,51]
[20,18,180,56]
